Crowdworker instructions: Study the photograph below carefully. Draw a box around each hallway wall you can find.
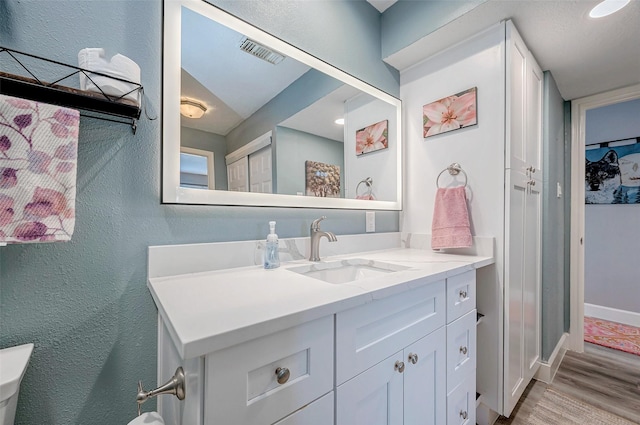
[584,98,640,314]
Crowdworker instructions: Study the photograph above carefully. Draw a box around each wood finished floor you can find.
[495,342,640,424]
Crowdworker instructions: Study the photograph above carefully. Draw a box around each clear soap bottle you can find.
[264,221,280,269]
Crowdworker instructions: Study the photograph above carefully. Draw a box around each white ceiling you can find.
[382,0,640,100]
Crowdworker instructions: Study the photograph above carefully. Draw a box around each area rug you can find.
[584,316,640,356]
[526,388,637,425]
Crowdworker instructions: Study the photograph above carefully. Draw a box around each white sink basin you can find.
[288,259,410,284]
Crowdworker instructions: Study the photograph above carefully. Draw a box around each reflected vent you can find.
[239,38,286,65]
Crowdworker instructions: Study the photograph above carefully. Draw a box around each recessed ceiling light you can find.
[334,118,345,125]
[589,0,630,18]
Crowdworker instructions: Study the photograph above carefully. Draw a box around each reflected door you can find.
[227,157,248,192]
[249,146,273,194]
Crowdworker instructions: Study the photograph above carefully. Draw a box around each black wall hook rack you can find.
[0,46,143,133]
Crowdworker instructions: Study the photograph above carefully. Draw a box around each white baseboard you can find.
[535,333,568,383]
[585,303,640,327]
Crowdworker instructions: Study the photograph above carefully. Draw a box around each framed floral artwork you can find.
[423,87,477,138]
[356,119,388,156]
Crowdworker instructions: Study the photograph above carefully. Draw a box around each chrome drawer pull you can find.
[394,361,405,373]
[408,353,418,364]
[460,346,468,355]
[459,290,467,299]
[460,410,468,420]
[275,367,290,385]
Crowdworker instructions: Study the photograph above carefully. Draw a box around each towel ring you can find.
[356,177,375,199]
[436,163,467,188]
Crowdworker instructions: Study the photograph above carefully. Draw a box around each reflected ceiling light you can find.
[334,118,345,125]
[180,99,207,119]
[589,0,630,18]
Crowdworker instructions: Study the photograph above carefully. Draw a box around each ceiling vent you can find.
[239,38,285,65]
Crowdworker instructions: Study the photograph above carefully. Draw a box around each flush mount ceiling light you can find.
[334,118,345,125]
[180,99,207,119]
[589,0,630,18]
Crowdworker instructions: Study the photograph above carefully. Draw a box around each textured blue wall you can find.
[541,71,566,360]
[0,1,399,423]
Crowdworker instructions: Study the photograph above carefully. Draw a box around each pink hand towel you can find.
[431,186,472,249]
[0,94,79,243]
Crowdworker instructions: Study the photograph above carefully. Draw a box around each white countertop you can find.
[148,246,494,360]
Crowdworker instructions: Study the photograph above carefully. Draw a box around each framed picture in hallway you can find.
[423,87,477,138]
[585,139,640,204]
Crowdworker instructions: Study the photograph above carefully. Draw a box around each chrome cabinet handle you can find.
[275,367,290,385]
[408,353,418,364]
[394,361,405,373]
[460,346,468,355]
[460,410,468,420]
[459,290,467,299]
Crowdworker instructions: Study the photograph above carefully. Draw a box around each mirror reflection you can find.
[177,3,399,203]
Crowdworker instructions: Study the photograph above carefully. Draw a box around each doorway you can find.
[568,83,640,352]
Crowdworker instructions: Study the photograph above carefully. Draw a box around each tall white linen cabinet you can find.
[400,19,543,423]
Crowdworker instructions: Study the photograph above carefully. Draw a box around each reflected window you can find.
[180,147,215,189]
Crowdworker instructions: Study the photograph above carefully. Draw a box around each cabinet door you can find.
[273,392,334,425]
[526,51,543,175]
[506,22,527,173]
[404,327,446,425]
[506,21,543,176]
[336,352,404,425]
[504,169,541,415]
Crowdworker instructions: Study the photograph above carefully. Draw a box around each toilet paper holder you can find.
[136,367,185,416]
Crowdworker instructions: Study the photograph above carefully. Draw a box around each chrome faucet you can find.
[309,216,337,262]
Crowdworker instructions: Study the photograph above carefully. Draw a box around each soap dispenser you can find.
[264,221,280,269]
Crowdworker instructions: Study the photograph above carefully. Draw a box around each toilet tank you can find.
[0,344,34,425]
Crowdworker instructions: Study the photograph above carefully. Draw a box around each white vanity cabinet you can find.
[149,242,490,425]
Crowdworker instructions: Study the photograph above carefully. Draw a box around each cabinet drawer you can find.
[336,280,446,385]
[273,392,334,425]
[446,309,477,392]
[204,316,333,425]
[446,270,476,323]
[447,375,476,425]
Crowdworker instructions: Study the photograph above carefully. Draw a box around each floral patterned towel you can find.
[0,94,79,243]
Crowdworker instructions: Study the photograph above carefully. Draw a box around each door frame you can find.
[568,83,640,352]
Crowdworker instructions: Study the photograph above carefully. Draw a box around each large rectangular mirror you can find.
[163,0,402,209]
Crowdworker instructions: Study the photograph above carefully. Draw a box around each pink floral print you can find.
[0,94,79,243]
[356,120,388,156]
[423,87,477,138]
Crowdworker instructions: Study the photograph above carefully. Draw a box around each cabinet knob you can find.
[531,180,536,186]
[460,346,468,355]
[408,353,418,364]
[394,361,405,373]
[460,410,468,420]
[459,290,467,299]
[275,367,290,385]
